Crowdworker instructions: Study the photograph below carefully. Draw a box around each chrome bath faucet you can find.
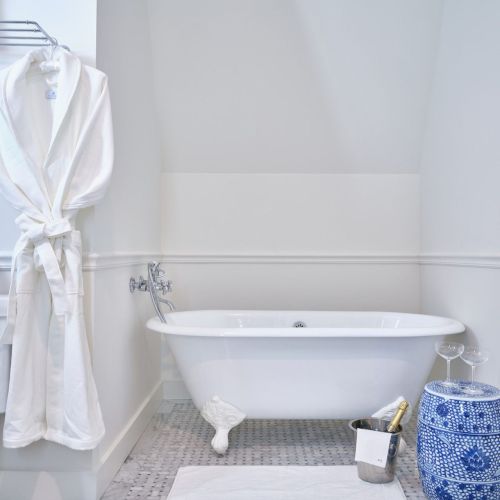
[129,262,175,322]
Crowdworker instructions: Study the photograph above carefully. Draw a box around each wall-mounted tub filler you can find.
[130,262,175,322]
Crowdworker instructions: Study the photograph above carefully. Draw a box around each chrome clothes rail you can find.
[0,20,69,50]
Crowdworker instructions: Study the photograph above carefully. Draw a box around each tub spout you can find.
[158,297,176,312]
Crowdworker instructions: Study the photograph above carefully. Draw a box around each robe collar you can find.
[3,46,82,170]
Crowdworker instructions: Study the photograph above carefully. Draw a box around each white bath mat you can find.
[167,465,407,500]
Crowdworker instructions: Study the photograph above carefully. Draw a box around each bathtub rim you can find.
[146,310,465,338]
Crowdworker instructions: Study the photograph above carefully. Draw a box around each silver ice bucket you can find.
[349,417,402,484]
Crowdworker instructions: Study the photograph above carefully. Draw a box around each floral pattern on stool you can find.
[417,381,500,500]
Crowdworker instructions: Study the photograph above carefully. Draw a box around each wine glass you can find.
[435,341,465,386]
[461,346,489,395]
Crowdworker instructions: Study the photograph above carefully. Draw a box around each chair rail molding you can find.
[161,253,500,268]
[418,254,500,269]
[0,251,163,272]
[160,253,420,265]
[83,252,164,270]
[1,252,500,271]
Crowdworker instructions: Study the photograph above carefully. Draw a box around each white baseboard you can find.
[96,380,163,498]
[163,379,190,400]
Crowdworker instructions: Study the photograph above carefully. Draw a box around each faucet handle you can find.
[129,275,148,293]
[158,279,173,294]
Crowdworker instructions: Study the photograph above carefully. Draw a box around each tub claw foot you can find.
[201,396,246,455]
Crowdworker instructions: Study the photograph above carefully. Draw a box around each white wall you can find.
[148,0,442,174]
[90,0,164,495]
[420,0,500,386]
[93,0,163,255]
[162,173,419,255]
[162,172,421,321]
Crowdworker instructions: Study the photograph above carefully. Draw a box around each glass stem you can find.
[471,365,476,388]
[446,359,451,383]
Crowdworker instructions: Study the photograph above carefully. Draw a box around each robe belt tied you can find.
[2,214,73,343]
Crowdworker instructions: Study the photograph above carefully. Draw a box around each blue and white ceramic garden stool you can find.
[417,381,500,500]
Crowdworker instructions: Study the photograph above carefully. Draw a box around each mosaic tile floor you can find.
[102,400,425,500]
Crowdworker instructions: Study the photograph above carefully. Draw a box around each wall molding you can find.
[165,253,500,269]
[418,254,500,269]
[160,254,420,264]
[0,252,163,272]
[83,252,164,271]
[1,252,500,271]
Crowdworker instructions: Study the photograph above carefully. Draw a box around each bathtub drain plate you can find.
[293,321,306,328]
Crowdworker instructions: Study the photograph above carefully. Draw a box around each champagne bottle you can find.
[387,400,409,433]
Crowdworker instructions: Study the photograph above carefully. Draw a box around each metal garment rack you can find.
[0,20,69,50]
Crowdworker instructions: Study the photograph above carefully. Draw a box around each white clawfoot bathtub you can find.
[147,310,464,454]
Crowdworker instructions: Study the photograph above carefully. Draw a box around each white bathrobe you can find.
[0,47,113,449]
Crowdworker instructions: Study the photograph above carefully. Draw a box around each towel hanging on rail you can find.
[0,46,113,449]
